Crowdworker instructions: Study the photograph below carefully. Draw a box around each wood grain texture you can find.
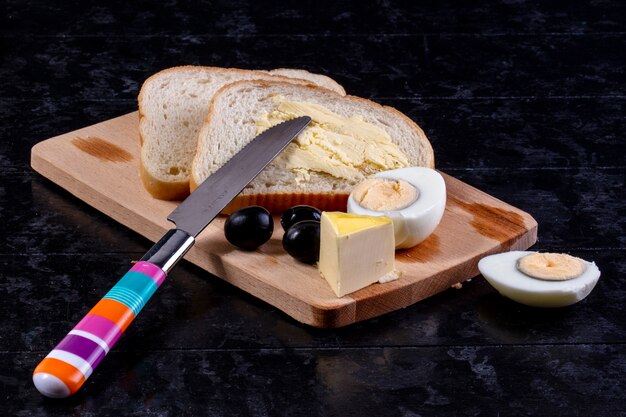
[30,112,537,328]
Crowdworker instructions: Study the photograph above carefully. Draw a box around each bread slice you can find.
[190,80,434,213]
[138,66,346,200]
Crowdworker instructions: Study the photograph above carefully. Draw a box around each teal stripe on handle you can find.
[103,271,158,315]
[105,288,142,314]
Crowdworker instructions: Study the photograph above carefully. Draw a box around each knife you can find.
[32,116,311,398]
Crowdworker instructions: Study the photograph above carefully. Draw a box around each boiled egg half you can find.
[478,251,600,307]
[347,167,446,249]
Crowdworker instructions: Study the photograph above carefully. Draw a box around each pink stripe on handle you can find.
[74,314,122,348]
[130,261,166,286]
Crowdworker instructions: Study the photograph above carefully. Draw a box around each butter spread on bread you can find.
[190,80,434,213]
[255,96,409,185]
[351,177,417,211]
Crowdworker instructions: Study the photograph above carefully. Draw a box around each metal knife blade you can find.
[168,116,310,237]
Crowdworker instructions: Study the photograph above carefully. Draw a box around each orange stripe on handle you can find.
[34,358,86,395]
[89,298,135,332]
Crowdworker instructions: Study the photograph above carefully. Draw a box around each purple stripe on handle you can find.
[55,334,106,369]
[74,314,122,349]
[131,261,166,286]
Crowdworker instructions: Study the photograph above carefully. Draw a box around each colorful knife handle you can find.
[32,261,166,398]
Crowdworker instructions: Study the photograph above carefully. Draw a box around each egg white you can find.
[347,167,446,249]
[478,251,601,308]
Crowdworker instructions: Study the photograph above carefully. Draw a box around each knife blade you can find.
[32,116,311,398]
[169,116,310,237]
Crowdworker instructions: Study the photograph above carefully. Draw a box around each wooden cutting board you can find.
[31,112,537,328]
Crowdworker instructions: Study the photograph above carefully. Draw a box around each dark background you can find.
[1,1,625,416]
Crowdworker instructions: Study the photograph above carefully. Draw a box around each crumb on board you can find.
[451,282,463,289]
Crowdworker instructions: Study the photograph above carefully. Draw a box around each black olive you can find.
[282,220,320,264]
[224,206,273,250]
[280,205,322,231]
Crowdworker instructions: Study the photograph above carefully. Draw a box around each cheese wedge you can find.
[319,212,397,297]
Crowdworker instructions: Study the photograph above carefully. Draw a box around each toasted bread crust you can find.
[189,172,350,214]
[140,162,190,201]
[269,68,347,96]
[222,192,351,215]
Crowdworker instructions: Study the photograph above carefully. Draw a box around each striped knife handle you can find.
[32,261,166,398]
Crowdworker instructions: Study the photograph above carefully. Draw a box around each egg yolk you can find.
[352,178,418,211]
[517,252,586,281]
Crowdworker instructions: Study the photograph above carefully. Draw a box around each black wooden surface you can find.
[1,1,625,416]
